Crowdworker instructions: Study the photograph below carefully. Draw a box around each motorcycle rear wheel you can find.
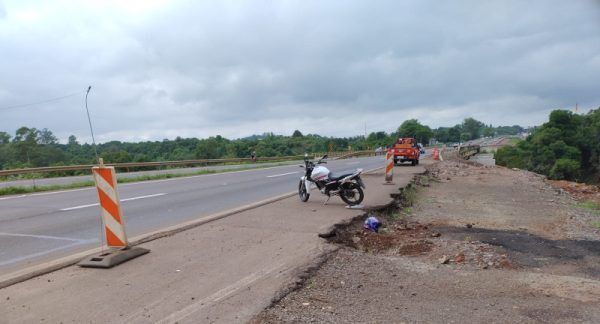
[298,180,310,202]
[340,182,364,206]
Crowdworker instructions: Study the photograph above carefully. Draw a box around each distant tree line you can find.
[432,118,525,144]
[0,128,379,170]
[0,118,525,170]
[397,118,525,145]
[495,109,600,182]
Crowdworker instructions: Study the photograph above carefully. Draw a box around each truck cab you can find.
[389,137,420,166]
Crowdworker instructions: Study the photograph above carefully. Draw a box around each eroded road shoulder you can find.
[254,160,600,323]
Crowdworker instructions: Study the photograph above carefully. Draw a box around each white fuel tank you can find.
[311,165,330,181]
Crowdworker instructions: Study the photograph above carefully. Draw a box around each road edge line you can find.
[0,165,384,289]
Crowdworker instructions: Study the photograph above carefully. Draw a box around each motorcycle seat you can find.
[328,172,354,181]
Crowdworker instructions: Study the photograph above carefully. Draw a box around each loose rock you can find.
[439,255,450,264]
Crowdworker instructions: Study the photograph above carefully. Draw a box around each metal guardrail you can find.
[0,151,369,177]
[459,145,481,159]
[334,150,381,160]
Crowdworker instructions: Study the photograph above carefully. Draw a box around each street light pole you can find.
[84,85,99,163]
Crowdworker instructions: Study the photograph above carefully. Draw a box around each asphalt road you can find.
[0,160,302,189]
[0,155,386,275]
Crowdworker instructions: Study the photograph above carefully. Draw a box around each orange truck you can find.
[389,137,420,166]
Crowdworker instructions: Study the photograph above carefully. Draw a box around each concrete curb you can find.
[0,166,385,289]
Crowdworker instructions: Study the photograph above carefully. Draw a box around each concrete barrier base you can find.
[78,247,150,268]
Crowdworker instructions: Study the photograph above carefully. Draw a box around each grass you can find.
[400,184,418,207]
[386,184,419,222]
[117,170,216,183]
[577,200,600,211]
[0,163,293,197]
[0,181,96,196]
[389,208,412,221]
[592,221,600,229]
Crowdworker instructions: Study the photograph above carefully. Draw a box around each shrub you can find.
[549,158,581,180]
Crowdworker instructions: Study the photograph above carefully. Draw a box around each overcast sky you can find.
[1,0,599,143]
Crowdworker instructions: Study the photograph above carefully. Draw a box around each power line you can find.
[0,91,85,111]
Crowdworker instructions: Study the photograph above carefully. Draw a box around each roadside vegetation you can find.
[495,109,600,182]
[0,119,525,172]
[577,200,600,212]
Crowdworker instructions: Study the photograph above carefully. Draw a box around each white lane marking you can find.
[0,195,27,200]
[60,203,99,211]
[0,156,383,201]
[0,232,89,242]
[156,262,287,324]
[266,171,299,178]
[0,164,299,201]
[120,164,300,186]
[120,193,166,202]
[60,193,167,211]
[0,239,97,267]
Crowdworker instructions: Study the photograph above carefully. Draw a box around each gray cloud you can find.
[1,0,599,143]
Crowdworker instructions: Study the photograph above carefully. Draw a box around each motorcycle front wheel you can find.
[340,182,364,206]
[299,180,310,202]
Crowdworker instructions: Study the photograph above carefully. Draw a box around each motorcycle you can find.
[298,154,366,206]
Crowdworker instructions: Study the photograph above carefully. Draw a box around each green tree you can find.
[39,128,58,144]
[433,128,449,143]
[462,118,485,140]
[68,135,79,146]
[13,127,39,143]
[0,131,10,144]
[483,127,495,137]
[12,127,40,165]
[448,125,462,143]
[397,119,433,144]
[495,108,600,182]
[195,135,229,159]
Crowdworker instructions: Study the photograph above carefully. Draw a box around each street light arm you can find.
[84,85,99,162]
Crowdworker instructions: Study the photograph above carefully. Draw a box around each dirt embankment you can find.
[254,160,600,323]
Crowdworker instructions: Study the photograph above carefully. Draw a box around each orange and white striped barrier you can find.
[92,164,128,247]
[79,159,149,268]
[384,151,394,184]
